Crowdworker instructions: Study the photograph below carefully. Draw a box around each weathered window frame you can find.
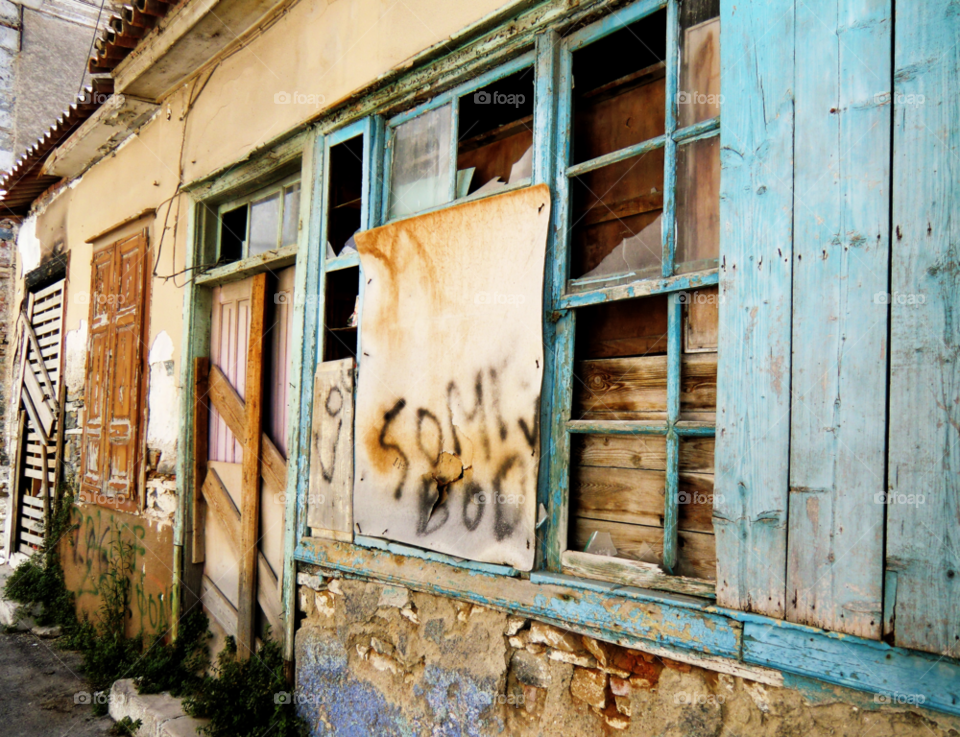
[541,0,721,597]
[294,116,382,544]
[380,51,536,224]
[214,173,302,264]
[276,0,960,714]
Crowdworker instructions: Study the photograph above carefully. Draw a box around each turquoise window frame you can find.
[294,115,385,546]
[541,0,721,584]
[380,50,536,224]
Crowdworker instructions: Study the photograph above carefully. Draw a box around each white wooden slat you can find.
[34,319,61,337]
[20,531,43,546]
[21,505,43,520]
[21,495,44,509]
[33,279,64,301]
[24,468,56,482]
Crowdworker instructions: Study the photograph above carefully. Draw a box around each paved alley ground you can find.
[0,630,114,736]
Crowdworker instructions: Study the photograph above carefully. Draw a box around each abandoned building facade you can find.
[0,0,958,734]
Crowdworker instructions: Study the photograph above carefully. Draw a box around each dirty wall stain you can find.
[60,503,174,636]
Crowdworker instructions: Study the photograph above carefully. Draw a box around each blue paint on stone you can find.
[296,629,507,737]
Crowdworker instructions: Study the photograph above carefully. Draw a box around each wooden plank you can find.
[201,467,241,548]
[21,494,43,509]
[571,517,715,580]
[20,531,44,547]
[575,294,668,359]
[741,618,960,717]
[572,465,714,532]
[23,468,56,483]
[785,0,890,639]
[207,361,286,495]
[574,353,716,419]
[201,575,238,639]
[885,0,960,656]
[306,358,354,538]
[260,436,286,497]
[573,433,714,473]
[562,550,715,599]
[208,364,247,445]
[2,411,26,555]
[192,358,210,565]
[23,368,54,438]
[713,0,795,617]
[237,273,267,660]
[200,466,280,637]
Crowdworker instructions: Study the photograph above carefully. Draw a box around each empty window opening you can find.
[326,136,364,257]
[456,69,535,197]
[323,266,360,362]
[568,10,667,282]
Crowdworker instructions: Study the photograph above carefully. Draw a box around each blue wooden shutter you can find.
[885,0,960,656]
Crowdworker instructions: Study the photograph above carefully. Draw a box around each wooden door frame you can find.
[173,130,314,669]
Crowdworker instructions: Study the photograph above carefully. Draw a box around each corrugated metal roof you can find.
[0,78,115,217]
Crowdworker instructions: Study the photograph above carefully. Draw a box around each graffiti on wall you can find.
[64,504,173,634]
[353,185,551,570]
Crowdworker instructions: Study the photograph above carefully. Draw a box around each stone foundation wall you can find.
[294,568,960,737]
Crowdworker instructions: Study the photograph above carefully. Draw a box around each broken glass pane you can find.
[248,193,280,256]
[281,183,300,247]
[388,105,452,220]
[675,135,720,273]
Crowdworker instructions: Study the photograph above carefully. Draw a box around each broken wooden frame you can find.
[166,0,958,703]
[3,279,67,556]
[380,51,536,224]
[542,0,721,596]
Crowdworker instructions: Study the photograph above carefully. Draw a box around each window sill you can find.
[559,267,719,309]
[294,535,960,717]
[194,243,298,287]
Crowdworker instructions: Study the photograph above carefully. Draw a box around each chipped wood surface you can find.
[307,358,355,538]
[561,550,715,599]
[713,0,795,617]
[353,185,551,570]
[784,0,890,640]
[885,0,960,656]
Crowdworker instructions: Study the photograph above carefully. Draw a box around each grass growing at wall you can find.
[3,493,307,735]
[4,491,82,631]
[185,634,309,737]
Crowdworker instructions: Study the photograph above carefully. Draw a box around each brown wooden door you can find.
[79,231,147,510]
